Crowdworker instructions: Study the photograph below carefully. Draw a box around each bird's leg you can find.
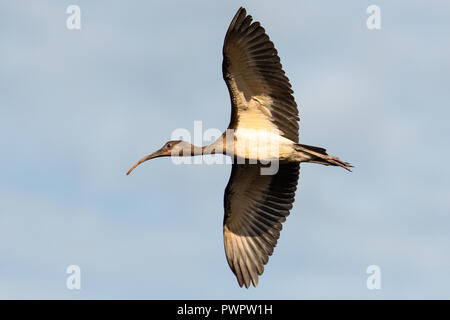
[295,144,353,172]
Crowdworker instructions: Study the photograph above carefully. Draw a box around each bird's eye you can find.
[167,143,171,148]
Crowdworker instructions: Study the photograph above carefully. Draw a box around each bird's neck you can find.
[191,138,225,156]
[192,145,206,156]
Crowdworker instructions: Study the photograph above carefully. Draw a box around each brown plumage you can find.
[126,7,352,288]
[223,7,299,142]
[223,162,299,287]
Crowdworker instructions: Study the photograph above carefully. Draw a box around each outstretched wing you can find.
[222,7,299,143]
[223,162,300,288]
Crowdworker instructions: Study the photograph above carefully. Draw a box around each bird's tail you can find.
[294,144,353,172]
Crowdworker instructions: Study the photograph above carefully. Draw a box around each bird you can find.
[126,7,352,288]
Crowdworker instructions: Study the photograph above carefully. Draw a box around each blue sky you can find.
[1,0,450,299]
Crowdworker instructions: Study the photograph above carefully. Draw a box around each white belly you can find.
[232,128,295,161]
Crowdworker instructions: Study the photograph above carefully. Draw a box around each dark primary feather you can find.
[223,163,300,288]
[222,7,300,142]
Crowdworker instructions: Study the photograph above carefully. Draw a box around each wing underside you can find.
[222,7,299,143]
[223,162,300,287]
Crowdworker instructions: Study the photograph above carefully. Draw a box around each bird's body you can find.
[233,129,295,161]
[127,7,352,288]
[200,129,298,162]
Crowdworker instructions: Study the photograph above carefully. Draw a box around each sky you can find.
[1,0,450,299]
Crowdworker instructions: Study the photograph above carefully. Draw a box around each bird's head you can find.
[126,140,194,175]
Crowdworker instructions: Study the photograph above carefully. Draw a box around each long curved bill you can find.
[126,150,168,175]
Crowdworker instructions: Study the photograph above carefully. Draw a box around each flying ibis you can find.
[127,7,352,288]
